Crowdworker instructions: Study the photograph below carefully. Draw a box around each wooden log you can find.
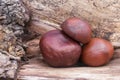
[18,0,120,80]
[27,19,59,35]
[18,36,120,80]
[21,32,120,80]
[23,0,120,43]
[18,48,120,80]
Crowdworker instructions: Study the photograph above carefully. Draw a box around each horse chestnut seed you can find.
[61,17,92,44]
[81,38,114,67]
[40,30,81,67]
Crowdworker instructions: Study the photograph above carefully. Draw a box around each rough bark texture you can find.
[0,25,24,78]
[0,0,30,26]
[0,0,30,78]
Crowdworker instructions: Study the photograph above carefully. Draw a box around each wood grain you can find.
[23,0,120,42]
[18,49,120,80]
[18,0,120,80]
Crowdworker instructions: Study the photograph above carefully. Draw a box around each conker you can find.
[40,30,81,67]
[61,17,92,44]
[81,38,114,67]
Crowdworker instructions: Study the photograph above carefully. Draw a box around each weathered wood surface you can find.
[26,20,120,48]
[0,0,120,79]
[18,49,120,80]
[17,0,120,79]
[23,0,120,42]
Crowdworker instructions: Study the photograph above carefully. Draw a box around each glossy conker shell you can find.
[61,17,92,44]
[81,38,114,67]
[40,30,81,67]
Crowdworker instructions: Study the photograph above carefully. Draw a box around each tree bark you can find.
[0,0,30,78]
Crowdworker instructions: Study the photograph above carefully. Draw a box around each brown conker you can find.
[40,30,81,67]
[81,38,114,67]
[61,17,92,44]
